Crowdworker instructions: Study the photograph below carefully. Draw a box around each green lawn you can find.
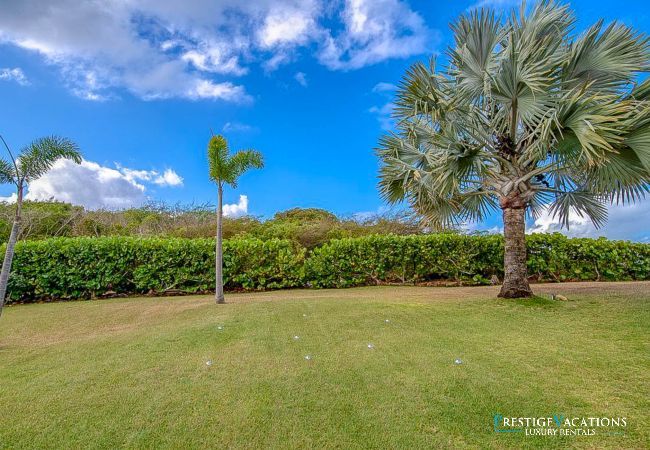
[1,283,648,449]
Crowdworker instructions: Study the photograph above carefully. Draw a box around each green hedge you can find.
[3,233,649,302]
[304,234,503,288]
[6,237,305,302]
[305,233,650,288]
[525,233,650,282]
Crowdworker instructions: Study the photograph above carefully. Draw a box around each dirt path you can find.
[6,281,648,312]
[223,280,650,304]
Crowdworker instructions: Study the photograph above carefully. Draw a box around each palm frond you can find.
[225,150,264,188]
[393,59,452,123]
[207,134,263,188]
[580,148,649,204]
[554,92,628,163]
[546,191,608,229]
[457,190,499,222]
[630,77,650,101]
[622,107,650,171]
[18,136,81,182]
[449,7,503,100]
[564,20,650,92]
[207,135,230,183]
[0,158,16,185]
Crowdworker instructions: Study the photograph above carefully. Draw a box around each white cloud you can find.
[0,0,249,102]
[154,169,183,187]
[294,71,308,87]
[4,159,183,209]
[222,122,256,133]
[529,202,650,242]
[318,0,434,70]
[0,193,18,203]
[24,160,146,209]
[0,0,433,101]
[223,195,248,217]
[372,81,396,93]
[117,165,183,187]
[180,47,247,76]
[0,67,30,85]
[258,3,318,49]
[369,80,397,130]
[187,80,251,102]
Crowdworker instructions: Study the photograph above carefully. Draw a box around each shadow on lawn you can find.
[496,295,563,309]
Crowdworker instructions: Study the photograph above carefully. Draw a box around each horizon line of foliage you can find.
[4,233,648,302]
[0,201,424,249]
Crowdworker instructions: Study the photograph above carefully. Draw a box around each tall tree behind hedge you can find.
[0,135,82,317]
[207,135,263,304]
[377,0,650,298]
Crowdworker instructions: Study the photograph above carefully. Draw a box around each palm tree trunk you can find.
[215,183,225,304]
[498,206,532,298]
[0,185,23,317]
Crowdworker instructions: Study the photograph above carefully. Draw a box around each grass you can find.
[0,282,648,449]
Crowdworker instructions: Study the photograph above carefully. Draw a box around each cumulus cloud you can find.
[223,195,249,217]
[529,202,650,242]
[24,160,148,209]
[154,169,183,187]
[0,67,29,85]
[318,0,434,70]
[0,159,183,209]
[0,0,433,101]
[117,165,183,187]
[258,2,319,49]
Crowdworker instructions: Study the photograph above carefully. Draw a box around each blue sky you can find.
[0,0,649,240]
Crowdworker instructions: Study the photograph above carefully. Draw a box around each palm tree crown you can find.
[377,0,650,229]
[208,135,263,188]
[0,135,82,187]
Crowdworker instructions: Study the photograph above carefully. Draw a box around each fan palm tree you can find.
[0,135,82,316]
[377,1,650,298]
[207,135,263,304]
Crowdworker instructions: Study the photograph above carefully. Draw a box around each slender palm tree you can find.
[377,1,650,298]
[207,135,263,304]
[0,135,82,316]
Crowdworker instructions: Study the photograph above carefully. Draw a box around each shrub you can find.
[2,233,648,302]
[304,234,503,288]
[526,234,650,282]
[305,233,650,288]
[5,237,305,302]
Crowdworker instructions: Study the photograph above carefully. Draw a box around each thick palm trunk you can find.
[215,183,225,304]
[498,206,532,298]
[0,186,23,317]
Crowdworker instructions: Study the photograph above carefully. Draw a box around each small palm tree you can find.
[207,135,263,304]
[377,1,650,298]
[0,135,82,316]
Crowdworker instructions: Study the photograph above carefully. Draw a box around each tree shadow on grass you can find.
[496,295,563,309]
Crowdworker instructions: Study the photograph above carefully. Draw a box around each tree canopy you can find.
[377,0,650,229]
